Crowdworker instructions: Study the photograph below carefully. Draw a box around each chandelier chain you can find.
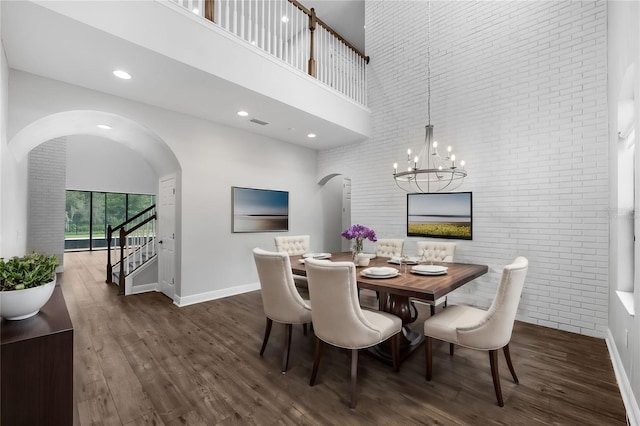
[427,1,431,125]
[391,0,467,193]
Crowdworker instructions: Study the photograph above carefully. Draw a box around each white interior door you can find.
[158,176,176,300]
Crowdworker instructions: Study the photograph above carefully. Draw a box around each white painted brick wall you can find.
[28,137,66,268]
[318,1,608,337]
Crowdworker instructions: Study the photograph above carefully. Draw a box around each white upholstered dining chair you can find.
[274,235,311,289]
[252,248,312,373]
[274,235,310,255]
[304,258,402,409]
[375,239,404,257]
[415,241,456,315]
[423,256,528,406]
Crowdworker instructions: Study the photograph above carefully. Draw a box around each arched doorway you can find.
[318,173,352,252]
[5,110,181,301]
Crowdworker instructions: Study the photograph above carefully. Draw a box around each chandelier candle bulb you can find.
[390,1,467,193]
[393,163,398,173]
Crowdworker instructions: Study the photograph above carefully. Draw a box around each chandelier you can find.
[392,2,467,193]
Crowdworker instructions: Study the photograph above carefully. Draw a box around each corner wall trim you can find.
[606,328,640,426]
[173,282,261,307]
[130,283,158,294]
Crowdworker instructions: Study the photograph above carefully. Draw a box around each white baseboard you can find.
[130,283,158,294]
[174,282,261,307]
[606,329,640,426]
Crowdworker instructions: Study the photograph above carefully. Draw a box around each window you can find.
[616,67,636,316]
[65,190,155,251]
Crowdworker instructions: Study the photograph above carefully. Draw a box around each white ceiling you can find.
[1,0,367,150]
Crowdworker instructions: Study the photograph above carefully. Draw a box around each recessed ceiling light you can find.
[307,133,316,138]
[97,124,112,130]
[282,16,289,23]
[237,110,249,117]
[113,69,131,80]
[192,8,199,14]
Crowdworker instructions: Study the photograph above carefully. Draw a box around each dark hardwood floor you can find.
[59,251,627,425]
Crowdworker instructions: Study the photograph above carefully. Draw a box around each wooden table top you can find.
[1,286,73,345]
[291,252,488,302]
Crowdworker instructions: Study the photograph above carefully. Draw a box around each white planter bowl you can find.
[0,277,56,320]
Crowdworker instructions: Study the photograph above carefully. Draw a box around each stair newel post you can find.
[119,227,126,295]
[205,0,215,23]
[152,213,157,257]
[106,225,113,283]
[308,7,317,77]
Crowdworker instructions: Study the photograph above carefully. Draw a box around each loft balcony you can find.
[2,0,371,149]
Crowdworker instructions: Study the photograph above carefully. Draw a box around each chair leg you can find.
[350,348,359,409]
[260,318,272,356]
[449,343,455,356]
[302,323,308,337]
[489,349,504,407]
[503,344,519,383]
[425,336,433,381]
[391,332,400,372]
[309,337,323,386]
[282,323,292,373]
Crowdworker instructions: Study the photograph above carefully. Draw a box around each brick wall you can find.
[318,1,608,336]
[28,137,66,268]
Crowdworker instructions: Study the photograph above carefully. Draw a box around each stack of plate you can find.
[411,264,448,276]
[388,256,420,265]
[361,267,399,279]
[302,253,332,260]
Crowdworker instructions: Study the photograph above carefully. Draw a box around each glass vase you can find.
[352,239,364,264]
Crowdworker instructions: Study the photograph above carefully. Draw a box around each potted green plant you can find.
[0,253,59,320]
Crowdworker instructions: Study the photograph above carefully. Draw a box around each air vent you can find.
[250,118,269,126]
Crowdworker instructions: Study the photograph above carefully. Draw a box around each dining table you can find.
[291,252,488,364]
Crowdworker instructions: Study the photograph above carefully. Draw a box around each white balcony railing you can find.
[170,0,368,106]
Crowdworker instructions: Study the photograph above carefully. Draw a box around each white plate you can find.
[361,271,399,279]
[412,264,448,274]
[362,267,398,276]
[411,269,447,276]
[303,252,332,259]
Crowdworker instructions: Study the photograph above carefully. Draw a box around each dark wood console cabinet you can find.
[1,286,74,425]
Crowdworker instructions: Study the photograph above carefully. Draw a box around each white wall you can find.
[66,134,157,194]
[8,71,329,302]
[28,137,66,267]
[608,1,640,419]
[0,25,28,258]
[320,1,608,336]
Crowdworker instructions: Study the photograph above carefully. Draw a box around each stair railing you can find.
[106,205,157,294]
[169,0,368,105]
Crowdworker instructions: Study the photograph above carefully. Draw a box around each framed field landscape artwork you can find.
[232,187,289,233]
[407,192,472,240]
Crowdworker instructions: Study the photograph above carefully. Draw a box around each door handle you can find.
[158,240,164,244]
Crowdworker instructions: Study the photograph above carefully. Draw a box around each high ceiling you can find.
[1,0,367,150]
[303,0,365,52]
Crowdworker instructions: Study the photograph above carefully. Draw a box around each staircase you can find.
[106,205,157,295]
